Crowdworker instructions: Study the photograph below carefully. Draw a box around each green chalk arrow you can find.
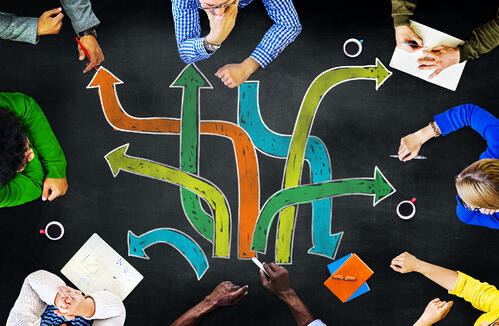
[277,58,392,263]
[252,166,396,255]
[105,143,231,258]
[171,64,216,242]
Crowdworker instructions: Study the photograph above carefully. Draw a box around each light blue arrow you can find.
[128,228,209,280]
[238,81,343,259]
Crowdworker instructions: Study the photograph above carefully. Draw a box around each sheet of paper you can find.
[389,20,467,91]
[61,233,143,300]
[327,253,370,302]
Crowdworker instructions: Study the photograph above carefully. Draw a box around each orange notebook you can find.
[323,254,374,302]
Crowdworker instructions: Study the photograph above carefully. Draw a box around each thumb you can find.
[78,45,85,61]
[44,7,62,17]
[432,45,444,51]
[414,35,423,47]
[42,182,50,201]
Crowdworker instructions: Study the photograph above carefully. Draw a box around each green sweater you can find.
[391,0,499,62]
[0,93,66,207]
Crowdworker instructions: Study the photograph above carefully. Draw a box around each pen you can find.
[390,155,427,160]
[74,36,98,71]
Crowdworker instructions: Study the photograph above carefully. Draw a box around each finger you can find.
[47,189,59,201]
[422,50,437,58]
[429,69,442,79]
[215,66,228,76]
[417,57,436,64]
[52,12,64,23]
[431,45,444,51]
[267,262,280,273]
[42,183,50,201]
[398,149,410,161]
[430,298,441,304]
[227,82,236,89]
[262,263,276,278]
[390,264,402,272]
[229,285,249,304]
[414,35,423,47]
[259,269,270,285]
[221,75,231,83]
[78,45,85,61]
[418,65,437,71]
[44,7,62,17]
[83,61,95,73]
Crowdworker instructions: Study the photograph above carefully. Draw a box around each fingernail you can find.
[42,197,46,201]
[79,56,84,60]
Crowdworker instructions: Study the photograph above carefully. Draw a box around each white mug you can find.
[397,198,416,220]
[40,221,65,240]
[343,38,363,57]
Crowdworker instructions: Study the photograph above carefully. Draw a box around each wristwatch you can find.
[203,38,220,54]
[77,26,98,39]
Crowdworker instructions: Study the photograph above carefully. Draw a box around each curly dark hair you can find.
[0,108,28,185]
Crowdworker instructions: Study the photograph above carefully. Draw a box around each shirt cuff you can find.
[250,47,272,69]
[393,15,411,27]
[308,319,327,326]
[433,112,453,136]
[26,17,40,44]
[458,43,473,62]
[87,291,124,320]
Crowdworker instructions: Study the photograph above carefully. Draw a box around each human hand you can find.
[205,281,248,308]
[395,25,423,52]
[205,4,238,45]
[259,263,294,300]
[390,252,421,274]
[77,35,104,73]
[399,132,423,161]
[414,298,453,326]
[215,57,260,88]
[42,178,68,201]
[479,208,499,215]
[37,8,64,36]
[54,286,95,319]
[418,45,460,78]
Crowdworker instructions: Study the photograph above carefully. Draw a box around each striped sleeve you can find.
[250,0,301,68]
[171,0,213,63]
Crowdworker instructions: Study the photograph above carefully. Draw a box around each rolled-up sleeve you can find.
[60,0,100,33]
[250,0,301,68]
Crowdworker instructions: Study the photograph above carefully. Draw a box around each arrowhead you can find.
[127,231,150,259]
[87,66,123,89]
[374,58,392,90]
[372,166,396,206]
[104,144,130,177]
[170,64,213,89]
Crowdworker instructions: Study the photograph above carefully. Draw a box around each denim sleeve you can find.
[60,0,100,33]
[0,12,39,44]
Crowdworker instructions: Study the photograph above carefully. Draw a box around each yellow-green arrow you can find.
[277,58,392,263]
[105,143,231,258]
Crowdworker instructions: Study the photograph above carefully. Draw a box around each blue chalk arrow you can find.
[128,228,209,280]
[238,81,343,259]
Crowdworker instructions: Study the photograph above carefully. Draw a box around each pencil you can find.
[74,36,98,71]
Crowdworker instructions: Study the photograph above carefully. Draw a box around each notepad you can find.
[61,233,143,300]
[324,253,373,303]
[389,20,467,91]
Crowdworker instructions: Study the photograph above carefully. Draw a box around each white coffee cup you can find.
[40,221,64,240]
[343,38,363,57]
[396,198,416,220]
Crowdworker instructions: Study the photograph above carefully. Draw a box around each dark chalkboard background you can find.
[1,1,498,325]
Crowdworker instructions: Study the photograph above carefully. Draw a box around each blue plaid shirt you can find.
[171,0,301,67]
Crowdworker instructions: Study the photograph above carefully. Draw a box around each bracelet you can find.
[429,121,441,137]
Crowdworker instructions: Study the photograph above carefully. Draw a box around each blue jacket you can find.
[434,104,499,229]
[0,0,99,44]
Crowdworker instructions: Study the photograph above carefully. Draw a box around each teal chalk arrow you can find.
[128,228,209,280]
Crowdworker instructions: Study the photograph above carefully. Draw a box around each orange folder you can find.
[323,254,374,302]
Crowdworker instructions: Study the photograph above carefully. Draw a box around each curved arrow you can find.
[238,81,342,259]
[128,228,209,280]
[252,166,396,255]
[105,143,231,258]
[277,58,392,263]
[88,66,260,259]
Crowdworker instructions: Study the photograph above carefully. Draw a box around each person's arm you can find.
[459,7,499,62]
[390,252,458,291]
[391,0,423,52]
[0,12,39,44]
[249,0,301,69]
[455,195,499,229]
[0,151,44,207]
[171,0,215,64]
[260,263,319,326]
[391,0,417,27]
[398,104,499,161]
[450,271,499,313]
[6,271,57,326]
[170,281,248,326]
